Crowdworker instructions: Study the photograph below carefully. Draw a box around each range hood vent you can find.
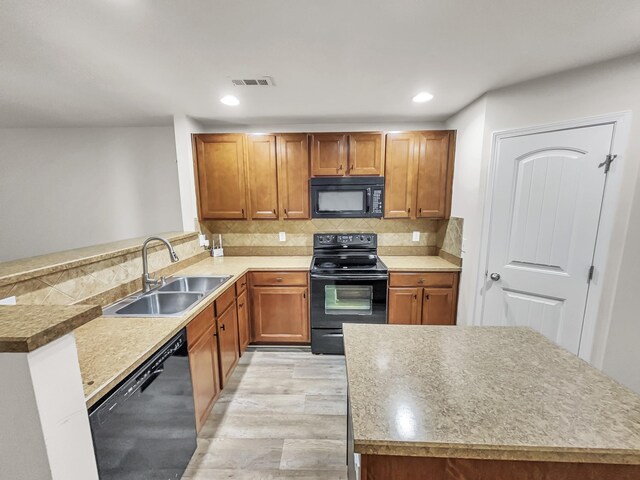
[231,76,275,86]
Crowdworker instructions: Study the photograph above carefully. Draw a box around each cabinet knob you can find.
[284,208,288,216]
[417,278,424,284]
[407,207,411,214]
[490,272,501,281]
[239,303,244,308]
[275,277,284,282]
[338,164,343,171]
[418,207,422,214]
[425,293,430,300]
[273,209,276,214]
[220,323,226,331]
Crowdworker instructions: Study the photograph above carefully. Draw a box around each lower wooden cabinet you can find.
[217,302,239,387]
[236,289,249,354]
[250,286,309,343]
[187,306,220,432]
[388,272,459,326]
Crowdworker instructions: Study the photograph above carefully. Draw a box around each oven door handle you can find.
[310,273,388,281]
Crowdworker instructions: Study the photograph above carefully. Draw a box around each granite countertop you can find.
[0,304,102,352]
[343,324,640,464]
[76,256,312,408]
[381,255,460,271]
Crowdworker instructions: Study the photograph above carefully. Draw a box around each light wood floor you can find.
[182,350,348,479]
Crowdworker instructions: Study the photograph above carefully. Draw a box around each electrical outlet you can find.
[412,231,420,242]
[279,232,286,242]
[462,237,467,254]
[0,296,16,305]
[198,234,207,247]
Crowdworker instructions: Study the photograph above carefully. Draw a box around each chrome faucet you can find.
[141,236,179,292]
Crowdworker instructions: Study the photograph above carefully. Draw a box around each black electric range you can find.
[309,233,388,354]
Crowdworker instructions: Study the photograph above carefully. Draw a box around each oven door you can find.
[311,185,372,218]
[310,273,388,328]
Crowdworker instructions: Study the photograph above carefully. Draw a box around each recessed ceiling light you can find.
[220,95,240,106]
[412,91,434,103]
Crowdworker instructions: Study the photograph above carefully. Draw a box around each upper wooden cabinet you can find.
[311,134,348,176]
[276,134,310,219]
[247,135,278,219]
[311,133,383,177]
[195,134,248,219]
[348,133,383,175]
[384,131,455,219]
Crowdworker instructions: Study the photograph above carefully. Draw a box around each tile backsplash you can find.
[201,218,463,257]
[0,235,205,306]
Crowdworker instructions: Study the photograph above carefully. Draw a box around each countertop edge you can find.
[353,440,640,465]
[0,304,103,353]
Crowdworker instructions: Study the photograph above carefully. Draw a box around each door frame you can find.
[474,111,631,365]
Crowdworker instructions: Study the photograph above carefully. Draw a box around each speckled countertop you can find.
[343,324,640,464]
[76,254,460,408]
[76,256,312,408]
[381,255,460,271]
[0,304,101,352]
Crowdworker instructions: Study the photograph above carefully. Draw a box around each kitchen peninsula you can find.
[343,324,640,480]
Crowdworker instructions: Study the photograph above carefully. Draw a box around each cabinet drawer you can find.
[187,304,214,348]
[389,272,455,288]
[250,271,308,286]
[215,285,236,316]
[235,274,247,295]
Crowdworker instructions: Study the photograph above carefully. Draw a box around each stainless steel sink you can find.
[113,292,204,316]
[101,275,232,317]
[159,275,231,295]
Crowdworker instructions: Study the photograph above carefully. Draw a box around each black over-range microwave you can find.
[310,176,384,218]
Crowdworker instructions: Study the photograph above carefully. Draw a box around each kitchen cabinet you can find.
[249,271,309,343]
[277,134,310,219]
[247,134,278,219]
[194,134,248,219]
[388,272,459,325]
[311,132,383,177]
[384,133,417,218]
[384,130,455,219]
[236,289,249,354]
[348,133,383,175]
[186,305,220,431]
[216,300,239,388]
[311,133,348,176]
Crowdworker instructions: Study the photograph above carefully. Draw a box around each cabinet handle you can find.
[407,207,411,214]
[418,278,425,284]
[338,164,343,171]
[303,292,307,299]
[425,293,430,300]
[284,208,288,216]
[418,207,422,214]
[275,277,284,282]
[273,209,276,214]
[413,294,417,299]
[220,323,226,331]
[239,303,244,308]
[241,208,245,216]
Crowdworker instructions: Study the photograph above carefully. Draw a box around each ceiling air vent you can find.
[231,76,275,86]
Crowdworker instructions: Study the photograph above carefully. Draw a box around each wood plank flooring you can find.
[182,351,348,479]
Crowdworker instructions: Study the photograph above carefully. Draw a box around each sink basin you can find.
[159,275,231,294]
[115,292,204,316]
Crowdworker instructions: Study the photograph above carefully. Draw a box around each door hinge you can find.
[598,154,617,174]
[588,265,595,283]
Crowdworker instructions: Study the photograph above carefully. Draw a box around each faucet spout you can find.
[141,236,179,292]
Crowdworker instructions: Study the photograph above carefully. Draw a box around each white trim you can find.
[473,111,632,365]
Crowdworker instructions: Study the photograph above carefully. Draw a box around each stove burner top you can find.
[319,261,338,268]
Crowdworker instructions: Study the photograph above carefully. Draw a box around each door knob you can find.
[490,273,501,281]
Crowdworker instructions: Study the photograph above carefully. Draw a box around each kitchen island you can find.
[343,324,640,480]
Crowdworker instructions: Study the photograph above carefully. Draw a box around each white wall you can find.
[446,96,487,325]
[448,52,640,392]
[0,126,183,262]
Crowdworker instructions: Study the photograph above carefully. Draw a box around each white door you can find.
[482,124,614,354]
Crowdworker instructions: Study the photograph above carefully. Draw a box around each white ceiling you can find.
[2,0,640,127]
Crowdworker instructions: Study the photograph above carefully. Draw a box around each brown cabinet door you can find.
[217,303,239,387]
[388,287,422,325]
[310,134,347,176]
[195,134,247,219]
[416,131,453,218]
[277,134,310,219]
[236,290,249,354]
[348,133,383,176]
[247,134,279,219]
[384,133,417,218]
[250,286,309,343]
[421,288,456,325]
[189,324,220,431]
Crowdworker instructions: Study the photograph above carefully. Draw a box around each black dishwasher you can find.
[89,329,197,480]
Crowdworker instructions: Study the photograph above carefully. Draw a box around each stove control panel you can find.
[314,233,377,247]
